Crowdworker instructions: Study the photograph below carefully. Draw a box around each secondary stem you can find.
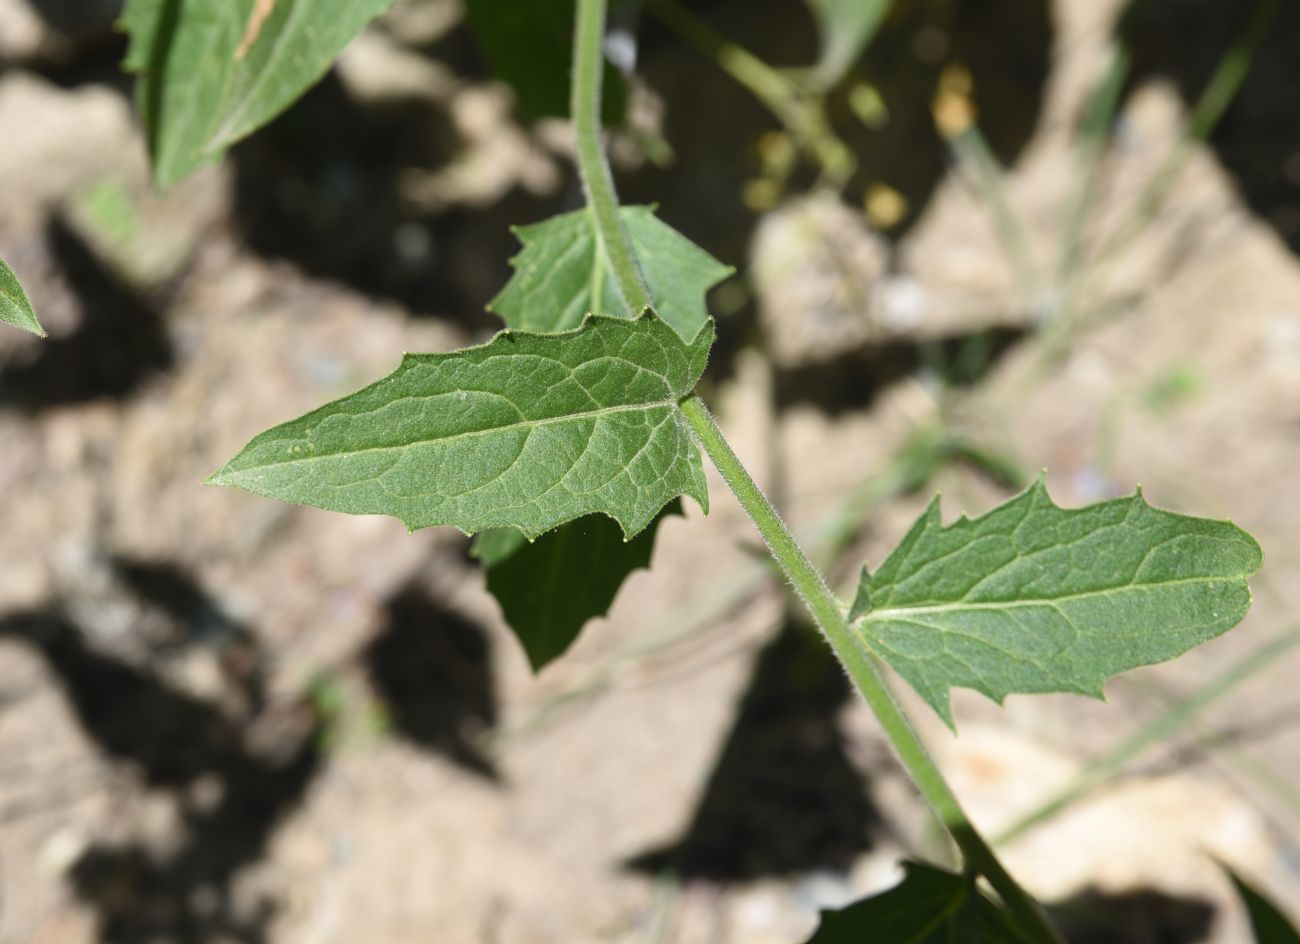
[679,397,1062,943]
[571,1,1060,938]
[644,0,854,186]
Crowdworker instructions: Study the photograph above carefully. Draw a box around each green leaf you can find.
[122,0,393,187]
[488,206,733,343]
[0,258,45,337]
[479,204,726,669]
[473,501,680,670]
[1225,865,1300,944]
[209,312,712,539]
[805,861,1030,943]
[463,0,625,123]
[805,0,893,89]
[850,477,1262,727]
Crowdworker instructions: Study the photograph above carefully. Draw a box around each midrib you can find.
[235,398,679,470]
[864,575,1246,620]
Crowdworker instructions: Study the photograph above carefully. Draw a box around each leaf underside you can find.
[473,500,680,670]
[480,206,727,669]
[851,478,1262,727]
[0,258,45,337]
[209,312,711,540]
[805,861,1029,943]
[121,0,392,187]
[488,206,733,343]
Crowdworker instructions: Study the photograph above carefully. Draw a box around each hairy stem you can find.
[572,1,1059,937]
[678,397,1062,943]
[572,0,652,312]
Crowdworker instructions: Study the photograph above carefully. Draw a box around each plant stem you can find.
[678,396,1063,943]
[644,0,855,187]
[1093,0,1276,272]
[572,0,653,312]
[1052,23,1132,308]
[949,126,1043,314]
[572,3,1058,937]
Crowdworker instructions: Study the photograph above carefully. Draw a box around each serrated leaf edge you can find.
[851,476,1262,726]
[206,311,713,541]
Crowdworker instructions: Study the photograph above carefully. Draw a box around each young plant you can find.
[116,0,1265,939]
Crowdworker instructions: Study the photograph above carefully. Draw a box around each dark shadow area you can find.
[773,325,1028,416]
[0,559,323,944]
[26,0,121,38]
[0,217,173,412]
[230,70,546,328]
[18,31,130,91]
[111,555,268,713]
[1127,0,1300,256]
[69,729,320,944]
[627,620,880,880]
[364,583,499,780]
[1048,886,1217,944]
[0,610,237,787]
[0,609,321,944]
[15,0,126,82]
[628,0,1052,386]
[832,0,1054,237]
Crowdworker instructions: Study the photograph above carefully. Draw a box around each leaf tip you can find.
[934,698,958,733]
[921,492,943,527]
[848,567,872,622]
[203,463,233,488]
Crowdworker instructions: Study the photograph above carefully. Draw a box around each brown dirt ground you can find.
[0,0,1298,942]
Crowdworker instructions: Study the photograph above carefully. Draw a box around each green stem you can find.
[645,0,855,187]
[572,3,1058,937]
[678,396,1063,943]
[572,0,652,312]
[1053,25,1132,303]
[950,127,1043,313]
[1093,0,1275,272]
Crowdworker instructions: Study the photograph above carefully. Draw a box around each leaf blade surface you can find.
[851,479,1262,726]
[122,0,392,186]
[210,313,711,539]
[805,861,1029,943]
[473,501,680,670]
[488,206,732,342]
[0,258,44,337]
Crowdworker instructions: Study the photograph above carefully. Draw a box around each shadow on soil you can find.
[1049,886,1217,944]
[364,581,500,781]
[772,324,1029,416]
[0,218,173,412]
[1127,0,1300,259]
[229,69,550,332]
[627,619,883,880]
[627,0,1053,386]
[0,564,505,942]
[0,559,318,944]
